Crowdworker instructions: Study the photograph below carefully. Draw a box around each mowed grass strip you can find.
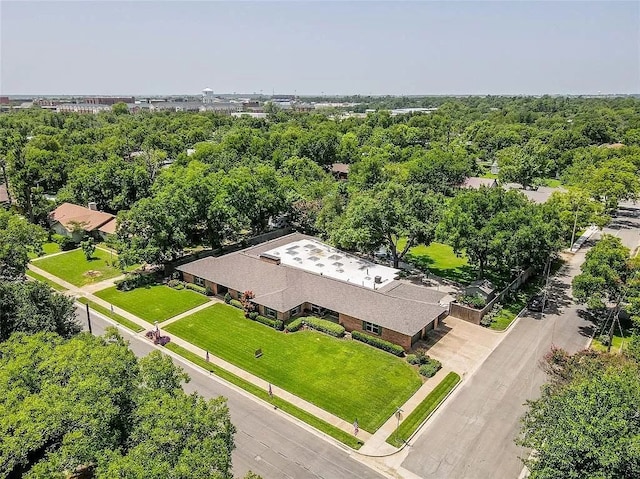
[94,285,210,323]
[28,242,61,259]
[32,248,127,286]
[26,269,68,292]
[386,372,461,448]
[165,303,422,433]
[76,297,145,333]
[165,343,363,450]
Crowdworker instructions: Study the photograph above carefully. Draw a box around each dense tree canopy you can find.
[520,348,640,479]
[0,331,236,479]
[0,209,46,280]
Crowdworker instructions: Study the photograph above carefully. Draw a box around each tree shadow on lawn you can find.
[406,254,478,286]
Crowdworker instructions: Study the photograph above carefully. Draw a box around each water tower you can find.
[202,88,214,104]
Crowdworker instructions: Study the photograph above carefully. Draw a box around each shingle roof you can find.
[461,177,497,189]
[503,184,565,204]
[331,163,350,174]
[49,203,116,232]
[178,233,447,336]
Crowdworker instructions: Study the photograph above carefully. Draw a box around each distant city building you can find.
[0,97,9,105]
[84,96,135,105]
[56,104,112,114]
[202,88,215,104]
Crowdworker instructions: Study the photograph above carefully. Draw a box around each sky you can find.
[1,1,638,96]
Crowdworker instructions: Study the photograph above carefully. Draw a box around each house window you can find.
[310,304,323,315]
[290,305,301,317]
[264,307,277,319]
[363,321,381,335]
[194,276,205,287]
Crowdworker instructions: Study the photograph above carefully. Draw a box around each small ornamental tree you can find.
[241,291,256,316]
[80,237,96,260]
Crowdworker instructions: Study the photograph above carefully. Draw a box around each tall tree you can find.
[0,209,46,280]
[331,183,443,268]
[0,331,237,479]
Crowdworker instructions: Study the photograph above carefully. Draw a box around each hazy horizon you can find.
[2,1,639,96]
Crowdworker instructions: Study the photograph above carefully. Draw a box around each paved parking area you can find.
[416,315,504,377]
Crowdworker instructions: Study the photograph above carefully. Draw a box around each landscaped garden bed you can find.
[94,284,210,323]
[164,303,422,433]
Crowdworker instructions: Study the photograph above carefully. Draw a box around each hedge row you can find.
[285,317,304,332]
[185,282,211,295]
[351,331,404,357]
[230,299,243,309]
[419,358,442,378]
[115,273,155,291]
[302,317,345,337]
[254,315,284,331]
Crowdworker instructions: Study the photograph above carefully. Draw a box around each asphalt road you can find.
[401,251,596,478]
[75,305,385,479]
[402,203,640,479]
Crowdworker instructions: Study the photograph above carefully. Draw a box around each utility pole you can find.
[570,207,580,250]
[86,303,92,334]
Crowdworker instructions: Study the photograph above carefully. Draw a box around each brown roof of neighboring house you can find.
[461,177,497,189]
[0,182,9,204]
[49,202,116,233]
[178,233,447,336]
[98,218,117,235]
[331,163,350,174]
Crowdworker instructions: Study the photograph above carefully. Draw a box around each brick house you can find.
[177,233,448,351]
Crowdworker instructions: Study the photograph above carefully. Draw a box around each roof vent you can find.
[374,275,382,284]
[259,253,281,265]
[88,202,98,211]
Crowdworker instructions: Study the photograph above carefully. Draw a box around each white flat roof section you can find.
[263,239,399,289]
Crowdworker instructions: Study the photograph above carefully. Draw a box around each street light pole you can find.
[86,303,92,334]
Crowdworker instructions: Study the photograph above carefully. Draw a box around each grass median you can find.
[76,297,145,333]
[386,372,461,448]
[165,343,363,450]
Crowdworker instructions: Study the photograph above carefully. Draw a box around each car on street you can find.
[528,294,549,312]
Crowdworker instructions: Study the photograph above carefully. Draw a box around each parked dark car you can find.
[528,294,549,312]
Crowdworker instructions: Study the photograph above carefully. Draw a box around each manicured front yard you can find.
[165,303,422,433]
[94,285,210,323]
[28,242,61,259]
[32,248,129,286]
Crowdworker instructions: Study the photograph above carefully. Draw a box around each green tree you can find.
[519,349,640,479]
[331,183,443,268]
[496,145,547,189]
[81,237,96,260]
[0,209,46,279]
[543,189,607,247]
[0,279,79,343]
[0,331,236,479]
[112,102,129,115]
[572,235,634,312]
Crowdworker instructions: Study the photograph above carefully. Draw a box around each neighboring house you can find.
[0,182,10,209]
[464,279,496,302]
[503,183,565,204]
[177,233,449,351]
[461,177,498,189]
[49,202,117,242]
[331,163,350,180]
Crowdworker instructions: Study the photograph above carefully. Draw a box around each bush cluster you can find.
[285,317,304,333]
[229,299,243,309]
[185,282,210,295]
[224,292,232,304]
[418,358,442,378]
[253,314,284,331]
[351,331,404,357]
[459,294,487,309]
[115,273,155,291]
[303,317,345,337]
[51,233,77,251]
[480,302,502,327]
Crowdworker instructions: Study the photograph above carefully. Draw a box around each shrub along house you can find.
[177,233,449,351]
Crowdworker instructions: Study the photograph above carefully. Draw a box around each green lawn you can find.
[32,248,128,286]
[94,285,210,323]
[76,297,145,333]
[165,303,422,433]
[26,269,68,292]
[165,343,363,449]
[386,372,460,447]
[591,329,631,354]
[28,242,61,259]
[398,240,477,285]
